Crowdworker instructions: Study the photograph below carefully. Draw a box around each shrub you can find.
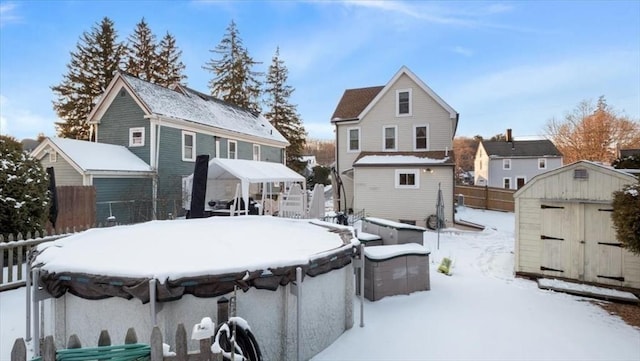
[611,180,640,255]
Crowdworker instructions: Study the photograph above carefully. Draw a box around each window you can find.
[383,126,397,151]
[538,158,547,169]
[414,125,428,150]
[49,151,57,163]
[348,127,360,152]
[503,177,511,189]
[228,140,237,159]
[253,144,261,161]
[182,131,195,161]
[503,159,511,170]
[215,140,220,158]
[396,89,412,116]
[129,127,145,147]
[516,177,526,189]
[395,169,419,189]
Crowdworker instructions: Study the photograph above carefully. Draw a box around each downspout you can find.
[152,118,162,220]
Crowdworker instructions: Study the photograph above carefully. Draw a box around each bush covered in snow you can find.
[612,179,640,255]
[0,136,50,239]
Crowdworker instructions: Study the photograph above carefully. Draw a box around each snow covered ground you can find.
[1,207,639,360]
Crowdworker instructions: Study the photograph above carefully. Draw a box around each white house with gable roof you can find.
[330,66,458,226]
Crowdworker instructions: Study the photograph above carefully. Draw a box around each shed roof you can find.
[32,137,153,174]
[514,160,637,198]
[482,139,562,157]
[353,151,455,167]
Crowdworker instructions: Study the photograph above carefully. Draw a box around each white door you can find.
[583,204,623,286]
[540,203,571,276]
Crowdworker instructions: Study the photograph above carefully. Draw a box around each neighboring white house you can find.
[514,161,640,290]
[330,66,458,226]
[474,133,563,189]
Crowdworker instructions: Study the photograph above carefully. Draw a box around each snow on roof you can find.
[121,74,287,144]
[47,138,153,173]
[354,155,451,165]
[207,158,305,183]
[34,216,357,282]
[364,243,430,260]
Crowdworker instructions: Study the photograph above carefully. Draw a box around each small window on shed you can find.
[574,168,588,179]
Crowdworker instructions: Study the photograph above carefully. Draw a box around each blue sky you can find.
[1,1,639,141]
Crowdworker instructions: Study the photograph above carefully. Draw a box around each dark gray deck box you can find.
[361,217,426,246]
[363,244,430,301]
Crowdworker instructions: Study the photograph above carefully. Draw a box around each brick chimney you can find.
[506,129,513,142]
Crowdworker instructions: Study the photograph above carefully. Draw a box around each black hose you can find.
[215,319,262,361]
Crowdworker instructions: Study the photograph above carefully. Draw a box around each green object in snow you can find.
[438,257,453,276]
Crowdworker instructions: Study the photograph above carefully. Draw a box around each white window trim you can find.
[382,125,397,151]
[215,140,220,158]
[49,151,57,163]
[503,177,511,189]
[516,176,526,188]
[347,127,360,153]
[538,158,547,170]
[228,140,238,159]
[503,159,511,170]
[181,130,196,162]
[395,169,420,189]
[129,127,145,147]
[413,124,429,151]
[253,144,261,161]
[396,88,412,117]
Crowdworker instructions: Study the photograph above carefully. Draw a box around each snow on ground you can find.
[2,207,639,361]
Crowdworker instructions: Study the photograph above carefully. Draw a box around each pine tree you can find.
[156,32,187,87]
[0,136,50,238]
[125,18,158,82]
[264,47,307,172]
[203,20,262,114]
[52,17,124,140]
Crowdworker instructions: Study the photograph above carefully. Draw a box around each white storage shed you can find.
[514,161,640,290]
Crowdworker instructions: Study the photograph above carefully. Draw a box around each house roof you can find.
[331,86,384,121]
[32,137,153,174]
[353,151,455,167]
[481,140,562,157]
[331,66,458,130]
[90,72,288,145]
[620,149,640,158]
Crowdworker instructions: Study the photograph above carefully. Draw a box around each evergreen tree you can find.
[156,32,187,87]
[203,20,262,114]
[52,17,124,140]
[125,18,158,82]
[612,180,640,255]
[264,47,307,172]
[0,136,50,239]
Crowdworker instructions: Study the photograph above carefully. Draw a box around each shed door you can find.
[583,204,623,285]
[540,203,569,275]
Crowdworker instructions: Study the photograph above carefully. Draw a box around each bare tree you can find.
[545,96,640,164]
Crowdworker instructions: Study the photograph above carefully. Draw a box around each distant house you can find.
[514,161,640,290]
[34,72,289,224]
[331,66,458,226]
[474,132,562,189]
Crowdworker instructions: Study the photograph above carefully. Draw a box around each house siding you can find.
[98,88,150,163]
[38,154,84,186]
[488,157,563,189]
[354,166,454,226]
[94,177,153,225]
[360,74,453,152]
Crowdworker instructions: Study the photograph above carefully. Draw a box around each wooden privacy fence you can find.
[50,186,96,233]
[11,325,224,361]
[455,185,516,212]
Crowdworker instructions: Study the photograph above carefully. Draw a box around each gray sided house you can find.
[514,161,640,290]
[31,137,154,224]
[86,72,289,220]
[474,138,563,189]
[331,66,459,226]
